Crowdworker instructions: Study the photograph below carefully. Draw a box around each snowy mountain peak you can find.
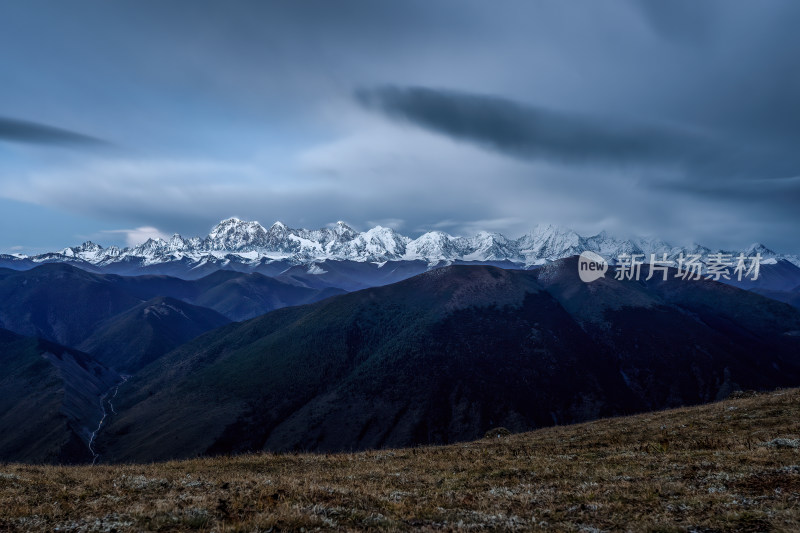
[131,238,169,258]
[161,234,191,254]
[518,224,583,261]
[207,218,269,251]
[405,231,465,262]
[332,220,358,238]
[77,241,103,252]
[58,241,106,260]
[210,217,263,231]
[745,243,776,257]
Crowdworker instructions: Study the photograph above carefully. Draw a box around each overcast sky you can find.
[1,1,799,253]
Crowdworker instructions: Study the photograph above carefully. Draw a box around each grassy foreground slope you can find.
[3,389,800,532]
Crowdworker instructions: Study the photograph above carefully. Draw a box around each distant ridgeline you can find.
[2,218,799,294]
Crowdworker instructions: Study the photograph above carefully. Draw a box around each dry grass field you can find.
[2,389,800,532]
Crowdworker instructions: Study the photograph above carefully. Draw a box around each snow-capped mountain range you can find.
[4,217,799,271]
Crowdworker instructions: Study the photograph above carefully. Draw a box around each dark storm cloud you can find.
[356,86,800,182]
[0,117,108,148]
[658,177,800,219]
[629,1,800,148]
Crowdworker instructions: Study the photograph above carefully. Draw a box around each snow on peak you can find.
[404,231,465,262]
[518,224,583,261]
[206,218,269,251]
[331,220,358,239]
[745,243,775,257]
[77,241,103,252]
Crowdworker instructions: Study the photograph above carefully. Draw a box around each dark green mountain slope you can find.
[0,264,345,350]
[0,265,142,347]
[0,328,118,463]
[98,261,800,462]
[753,286,800,310]
[189,270,345,321]
[77,297,230,373]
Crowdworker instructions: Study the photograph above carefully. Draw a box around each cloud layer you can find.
[102,226,169,247]
[1,1,799,253]
[356,85,800,183]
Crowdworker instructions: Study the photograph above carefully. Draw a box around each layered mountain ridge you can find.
[96,260,800,461]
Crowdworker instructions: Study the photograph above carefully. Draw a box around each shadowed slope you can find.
[0,328,118,463]
[77,297,230,373]
[98,262,800,462]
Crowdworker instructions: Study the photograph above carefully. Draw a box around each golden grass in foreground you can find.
[2,390,800,532]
